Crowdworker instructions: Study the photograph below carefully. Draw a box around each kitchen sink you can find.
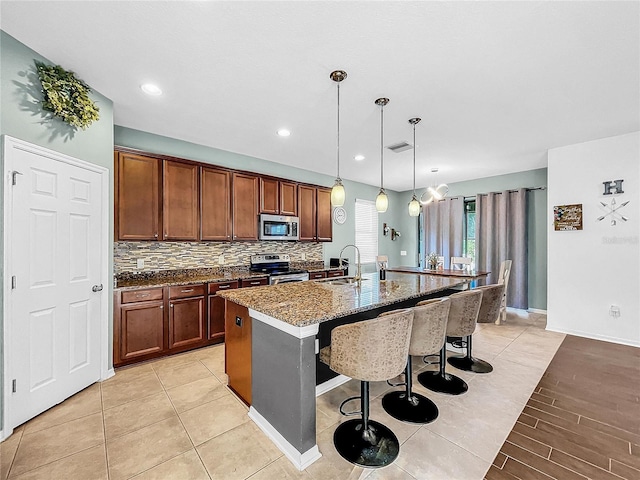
[316,276,368,285]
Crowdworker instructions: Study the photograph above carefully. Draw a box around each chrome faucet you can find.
[339,244,361,282]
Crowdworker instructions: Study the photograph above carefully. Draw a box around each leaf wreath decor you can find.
[35,61,100,130]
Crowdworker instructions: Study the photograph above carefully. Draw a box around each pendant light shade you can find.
[375,97,389,213]
[330,70,347,207]
[408,117,422,217]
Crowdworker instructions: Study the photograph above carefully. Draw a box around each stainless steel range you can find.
[249,254,309,285]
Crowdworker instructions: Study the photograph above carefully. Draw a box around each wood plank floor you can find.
[485,335,640,480]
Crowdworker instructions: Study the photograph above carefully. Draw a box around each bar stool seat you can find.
[418,289,483,395]
[319,308,413,468]
[381,298,451,424]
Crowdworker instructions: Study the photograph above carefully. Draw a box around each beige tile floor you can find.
[0,310,563,480]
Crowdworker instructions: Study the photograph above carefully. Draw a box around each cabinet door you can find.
[259,177,279,214]
[208,280,238,342]
[201,167,232,241]
[298,185,317,241]
[232,173,259,241]
[168,296,205,350]
[316,187,333,242]
[116,152,161,240]
[280,181,298,216]
[163,160,199,240]
[309,271,327,280]
[240,277,269,288]
[119,301,165,362]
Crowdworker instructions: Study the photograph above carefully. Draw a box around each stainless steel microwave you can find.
[259,214,300,241]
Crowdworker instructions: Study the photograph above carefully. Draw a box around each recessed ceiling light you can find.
[141,83,162,96]
[277,129,291,137]
[354,154,365,161]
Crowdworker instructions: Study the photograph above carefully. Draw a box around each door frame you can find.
[1,135,112,440]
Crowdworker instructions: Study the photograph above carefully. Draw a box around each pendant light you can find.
[330,70,347,207]
[408,117,421,217]
[420,168,449,205]
[375,97,389,213]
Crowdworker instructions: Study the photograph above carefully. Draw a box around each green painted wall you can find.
[114,126,407,273]
[399,168,548,310]
[0,30,114,433]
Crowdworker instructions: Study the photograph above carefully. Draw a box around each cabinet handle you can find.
[181,288,194,293]
[250,281,260,285]
[218,285,230,289]
[170,303,174,308]
[159,305,164,310]
[136,293,150,298]
[154,233,158,239]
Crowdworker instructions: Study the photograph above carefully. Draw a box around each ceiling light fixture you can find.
[354,154,365,161]
[329,70,347,207]
[140,83,162,96]
[277,129,291,137]
[420,167,449,205]
[408,117,422,217]
[375,97,390,213]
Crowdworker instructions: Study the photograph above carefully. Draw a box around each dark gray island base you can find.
[219,272,463,470]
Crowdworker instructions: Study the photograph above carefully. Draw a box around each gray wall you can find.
[0,30,114,432]
[399,168,548,310]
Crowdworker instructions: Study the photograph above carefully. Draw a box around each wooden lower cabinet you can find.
[208,280,239,343]
[308,271,327,280]
[225,301,252,405]
[168,296,205,350]
[327,269,346,278]
[117,300,165,363]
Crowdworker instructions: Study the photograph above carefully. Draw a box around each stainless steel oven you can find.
[259,214,300,241]
[249,253,309,285]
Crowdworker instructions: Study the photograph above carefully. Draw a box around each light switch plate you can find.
[400,251,407,256]
[136,259,144,269]
[218,255,225,264]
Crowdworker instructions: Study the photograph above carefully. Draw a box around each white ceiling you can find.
[2,1,638,192]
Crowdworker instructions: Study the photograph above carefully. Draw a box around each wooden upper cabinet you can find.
[232,173,259,241]
[316,187,333,242]
[298,185,317,241]
[116,152,161,240]
[163,160,199,240]
[280,181,298,216]
[259,178,279,214]
[201,167,232,241]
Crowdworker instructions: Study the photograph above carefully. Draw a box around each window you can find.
[355,199,378,264]
[464,200,476,263]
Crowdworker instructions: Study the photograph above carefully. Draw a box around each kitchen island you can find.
[218,271,463,470]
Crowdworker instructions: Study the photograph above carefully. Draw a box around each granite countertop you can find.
[217,272,463,327]
[114,263,344,290]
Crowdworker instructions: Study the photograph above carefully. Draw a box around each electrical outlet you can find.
[301,253,306,260]
[400,251,407,256]
[609,305,620,317]
[218,255,225,265]
[136,259,144,269]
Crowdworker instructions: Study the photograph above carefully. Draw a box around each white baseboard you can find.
[248,407,322,470]
[315,374,350,396]
[545,326,640,348]
[101,368,115,381]
[527,308,548,314]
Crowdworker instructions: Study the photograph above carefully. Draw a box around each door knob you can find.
[92,284,103,292]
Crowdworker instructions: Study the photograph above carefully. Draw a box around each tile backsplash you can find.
[114,241,324,274]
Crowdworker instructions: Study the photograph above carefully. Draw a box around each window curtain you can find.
[476,188,528,309]
[421,196,465,268]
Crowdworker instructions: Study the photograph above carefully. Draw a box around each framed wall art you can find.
[554,204,583,231]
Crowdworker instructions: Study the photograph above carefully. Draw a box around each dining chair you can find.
[450,256,472,270]
[496,260,512,324]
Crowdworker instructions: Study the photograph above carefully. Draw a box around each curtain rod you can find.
[461,186,546,201]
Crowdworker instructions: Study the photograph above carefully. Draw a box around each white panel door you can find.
[8,142,103,427]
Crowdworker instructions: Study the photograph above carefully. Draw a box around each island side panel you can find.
[225,301,252,405]
[252,319,317,454]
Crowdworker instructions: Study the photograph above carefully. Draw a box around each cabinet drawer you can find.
[121,288,164,304]
[309,271,327,280]
[208,280,239,295]
[169,284,206,299]
[240,277,269,288]
[327,270,345,278]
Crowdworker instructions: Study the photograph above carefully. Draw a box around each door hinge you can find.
[12,379,16,393]
[11,276,16,289]
[11,171,23,186]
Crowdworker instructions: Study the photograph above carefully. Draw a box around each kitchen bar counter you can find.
[387,266,490,279]
[218,272,461,328]
[219,272,464,470]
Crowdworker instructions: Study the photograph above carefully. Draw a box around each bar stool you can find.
[418,289,483,395]
[381,298,451,424]
[448,283,504,373]
[319,308,413,468]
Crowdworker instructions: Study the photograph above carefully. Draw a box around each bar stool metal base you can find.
[447,355,493,373]
[382,391,439,424]
[333,419,400,468]
[417,370,468,395]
